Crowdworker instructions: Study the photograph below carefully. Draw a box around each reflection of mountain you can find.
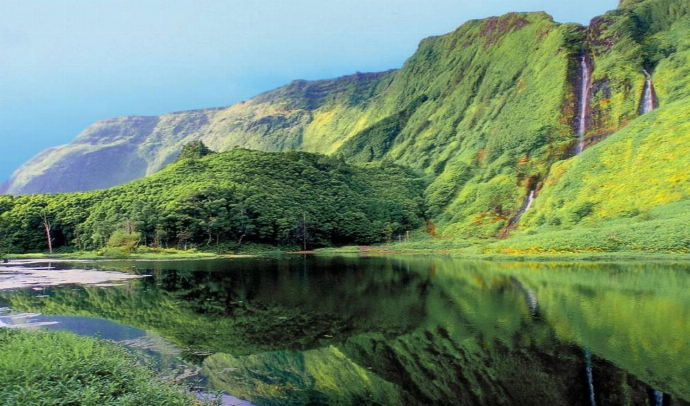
[203,258,690,405]
[205,346,415,406]
[1,257,688,405]
[508,263,690,401]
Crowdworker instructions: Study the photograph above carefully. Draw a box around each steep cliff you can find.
[2,0,689,243]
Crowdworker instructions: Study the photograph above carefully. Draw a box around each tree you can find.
[176,141,215,162]
[0,223,11,260]
[107,229,141,253]
[39,210,53,254]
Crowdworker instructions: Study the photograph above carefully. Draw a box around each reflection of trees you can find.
[0,256,431,356]
[1,257,688,405]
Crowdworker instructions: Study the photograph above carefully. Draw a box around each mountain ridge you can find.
[2,0,688,245]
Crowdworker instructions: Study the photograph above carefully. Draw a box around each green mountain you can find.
[1,0,689,249]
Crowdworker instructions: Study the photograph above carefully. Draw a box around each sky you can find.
[0,0,618,182]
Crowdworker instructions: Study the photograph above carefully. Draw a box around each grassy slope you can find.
[490,101,690,254]
[337,13,584,238]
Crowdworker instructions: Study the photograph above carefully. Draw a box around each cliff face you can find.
[3,0,689,239]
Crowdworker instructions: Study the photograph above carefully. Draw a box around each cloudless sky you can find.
[0,0,617,182]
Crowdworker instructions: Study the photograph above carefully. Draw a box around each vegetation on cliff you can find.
[1,0,689,254]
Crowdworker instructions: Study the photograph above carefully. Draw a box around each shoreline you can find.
[313,246,690,262]
[4,252,256,262]
[5,249,689,264]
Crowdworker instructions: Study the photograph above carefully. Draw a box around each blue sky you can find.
[0,0,617,182]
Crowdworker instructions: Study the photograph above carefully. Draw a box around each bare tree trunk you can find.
[40,211,52,254]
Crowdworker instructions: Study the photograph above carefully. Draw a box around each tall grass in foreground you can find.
[0,329,212,406]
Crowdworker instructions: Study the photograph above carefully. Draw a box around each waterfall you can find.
[654,390,664,406]
[524,189,535,212]
[512,189,536,223]
[500,189,536,237]
[576,56,591,155]
[641,70,656,114]
[584,350,597,406]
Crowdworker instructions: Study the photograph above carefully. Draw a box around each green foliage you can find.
[107,229,141,251]
[0,329,209,405]
[176,141,215,162]
[337,95,429,162]
[0,149,425,254]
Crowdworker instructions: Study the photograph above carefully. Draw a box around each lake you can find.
[1,255,688,406]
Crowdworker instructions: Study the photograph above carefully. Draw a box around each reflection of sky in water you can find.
[36,315,147,340]
[0,313,145,340]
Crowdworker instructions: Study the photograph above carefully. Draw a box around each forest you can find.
[0,147,426,255]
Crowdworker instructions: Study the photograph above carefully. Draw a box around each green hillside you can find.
[0,149,425,253]
[1,0,689,253]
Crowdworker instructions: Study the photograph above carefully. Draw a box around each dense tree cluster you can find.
[0,148,425,254]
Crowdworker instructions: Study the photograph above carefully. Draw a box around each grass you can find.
[317,246,690,262]
[315,226,690,262]
[6,248,218,261]
[0,328,215,406]
[3,242,295,260]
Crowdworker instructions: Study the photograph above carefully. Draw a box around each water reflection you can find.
[584,349,597,406]
[0,256,688,406]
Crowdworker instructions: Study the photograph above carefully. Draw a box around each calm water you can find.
[1,255,688,406]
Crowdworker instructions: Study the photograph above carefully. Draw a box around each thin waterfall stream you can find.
[654,390,664,406]
[500,189,536,237]
[576,56,592,155]
[641,70,656,114]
